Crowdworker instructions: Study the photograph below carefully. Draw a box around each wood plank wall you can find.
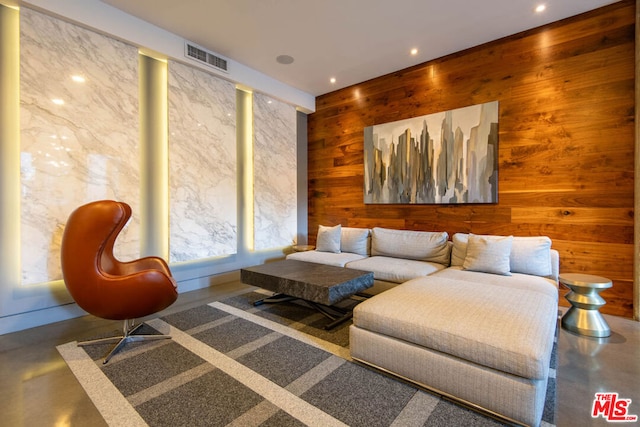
[307,0,636,318]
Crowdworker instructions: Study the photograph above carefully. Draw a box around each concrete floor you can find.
[556,306,640,427]
[0,281,638,427]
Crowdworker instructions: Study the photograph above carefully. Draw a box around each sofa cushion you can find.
[352,276,558,380]
[462,234,513,276]
[452,233,553,278]
[341,227,371,256]
[371,227,450,264]
[316,224,341,253]
[286,250,366,267]
[432,266,558,299]
[510,236,552,277]
[346,256,446,284]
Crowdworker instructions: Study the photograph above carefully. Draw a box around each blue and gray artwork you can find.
[364,101,498,204]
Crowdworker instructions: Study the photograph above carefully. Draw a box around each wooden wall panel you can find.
[307,1,636,318]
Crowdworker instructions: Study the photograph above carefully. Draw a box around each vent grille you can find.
[185,43,228,73]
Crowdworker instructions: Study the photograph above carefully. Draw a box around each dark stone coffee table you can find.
[240,259,374,329]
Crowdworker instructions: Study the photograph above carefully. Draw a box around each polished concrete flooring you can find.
[0,281,638,427]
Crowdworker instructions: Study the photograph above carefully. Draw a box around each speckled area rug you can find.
[57,291,557,427]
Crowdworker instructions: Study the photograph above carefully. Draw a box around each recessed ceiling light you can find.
[52,99,65,105]
[276,55,294,65]
[410,48,418,56]
[330,77,336,84]
[71,75,85,83]
[535,4,546,13]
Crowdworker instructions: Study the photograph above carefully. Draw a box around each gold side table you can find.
[560,273,612,338]
[292,245,315,252]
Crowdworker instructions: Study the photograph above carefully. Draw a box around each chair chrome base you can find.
[77,319,171,364]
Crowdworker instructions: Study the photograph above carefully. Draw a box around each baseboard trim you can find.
[0,271,242,336]
[0,303,87,336]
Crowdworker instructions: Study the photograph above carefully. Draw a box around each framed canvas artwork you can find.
[364,101,499,204]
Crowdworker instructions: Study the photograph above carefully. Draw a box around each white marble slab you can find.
[168,61,237,262]
[20,8,140,285]
[253,93,297,250]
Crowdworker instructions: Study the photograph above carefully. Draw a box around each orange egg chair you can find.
[60,200,178,364]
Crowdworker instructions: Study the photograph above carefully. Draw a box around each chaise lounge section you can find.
[350,276,557,426]
[351,262,558,426]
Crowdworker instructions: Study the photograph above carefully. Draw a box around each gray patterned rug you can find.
[57,291,556,427]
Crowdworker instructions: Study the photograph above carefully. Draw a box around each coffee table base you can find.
[254,293,355,330]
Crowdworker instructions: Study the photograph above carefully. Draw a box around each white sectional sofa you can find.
[287,226,559,427]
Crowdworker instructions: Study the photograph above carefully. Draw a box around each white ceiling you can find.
[101,0,620,96]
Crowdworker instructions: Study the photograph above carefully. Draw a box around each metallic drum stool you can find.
[560,273,612,338]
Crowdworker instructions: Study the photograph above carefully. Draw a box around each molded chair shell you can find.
[61,200,178,363]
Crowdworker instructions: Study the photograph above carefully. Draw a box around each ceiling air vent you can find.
[185,42,228,73]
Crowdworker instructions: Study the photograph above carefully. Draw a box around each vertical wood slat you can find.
[308,1,636,318]
[635,0,640,321]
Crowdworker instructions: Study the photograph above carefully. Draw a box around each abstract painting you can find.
[364,101,498,204]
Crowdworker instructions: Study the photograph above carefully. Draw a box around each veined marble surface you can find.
[168,61,237,262]
[253,93,297,250]
[20,8,140,285]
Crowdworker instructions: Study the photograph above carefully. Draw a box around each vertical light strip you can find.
[0,4,21,309]
[139,53,169,258]
[237,88,254,252]
[296,111,308,245]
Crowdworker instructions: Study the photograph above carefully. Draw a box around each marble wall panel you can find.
[20,8,139,285]
[168,61,237,262]
[253,93,297,250]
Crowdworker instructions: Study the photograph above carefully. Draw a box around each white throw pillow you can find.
[463,234,513,275]
[316,224,341,253]
[341,227,371,256]
[510,236,552,277]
